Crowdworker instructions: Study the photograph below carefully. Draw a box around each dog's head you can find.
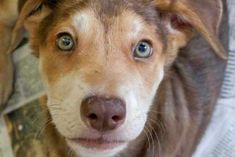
[10,0,225,157]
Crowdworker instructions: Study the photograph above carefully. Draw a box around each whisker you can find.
[147,117,166,137]
[147,123,162,157]
[144,125,155,157]
[143,128,151,156]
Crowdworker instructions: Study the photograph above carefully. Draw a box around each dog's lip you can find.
[67,137,126,150]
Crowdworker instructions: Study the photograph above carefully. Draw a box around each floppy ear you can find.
[155,0,226,60]
[7,0,53,55]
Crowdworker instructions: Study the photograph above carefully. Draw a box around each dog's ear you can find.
[155,0,226,60]
[8,0,55,55]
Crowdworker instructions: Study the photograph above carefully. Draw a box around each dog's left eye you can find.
[134,41,153,59]
[56,33,74,52]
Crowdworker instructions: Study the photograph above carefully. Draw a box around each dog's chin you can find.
[67,138,127,157]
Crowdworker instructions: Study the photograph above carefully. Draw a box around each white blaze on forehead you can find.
[72,10,95,33]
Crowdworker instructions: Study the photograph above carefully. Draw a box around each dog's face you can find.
[39,3,166,157]
[12,0,225,157]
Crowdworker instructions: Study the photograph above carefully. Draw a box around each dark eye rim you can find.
[133,39,153,59]
[56,32,75,52]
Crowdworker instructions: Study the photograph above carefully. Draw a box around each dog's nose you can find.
[81,96,126,132]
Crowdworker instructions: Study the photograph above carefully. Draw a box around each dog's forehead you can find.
[70,8,146,35]
[55,0,159,24]
[39,0,162,45]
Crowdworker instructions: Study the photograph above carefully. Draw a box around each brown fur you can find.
[0,0,18,110]
[0,0,228,157]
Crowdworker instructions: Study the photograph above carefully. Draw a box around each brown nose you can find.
[81,96,126,132]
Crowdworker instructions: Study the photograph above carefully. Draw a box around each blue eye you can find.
[134,41,152,58]
[56,33,74,52]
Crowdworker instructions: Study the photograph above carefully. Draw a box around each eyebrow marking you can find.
[73,10,93,33]
[131,18,144,37]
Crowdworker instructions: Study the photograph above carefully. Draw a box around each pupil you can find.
[138,43,147,53]
[63,37,71,46]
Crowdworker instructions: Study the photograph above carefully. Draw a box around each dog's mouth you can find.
[67,137,126,150]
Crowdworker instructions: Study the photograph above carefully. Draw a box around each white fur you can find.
[69,142,127,157]
[129,17,144,38]
[73,11,93,33]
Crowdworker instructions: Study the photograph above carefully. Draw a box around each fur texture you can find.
[0,0,228,157]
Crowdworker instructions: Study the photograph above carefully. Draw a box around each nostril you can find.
[88,113,98,120]
[112,115,121,122]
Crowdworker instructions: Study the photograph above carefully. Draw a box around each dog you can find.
[0,0,229,157]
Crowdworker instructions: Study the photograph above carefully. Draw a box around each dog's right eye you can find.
[56,33,74,52]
